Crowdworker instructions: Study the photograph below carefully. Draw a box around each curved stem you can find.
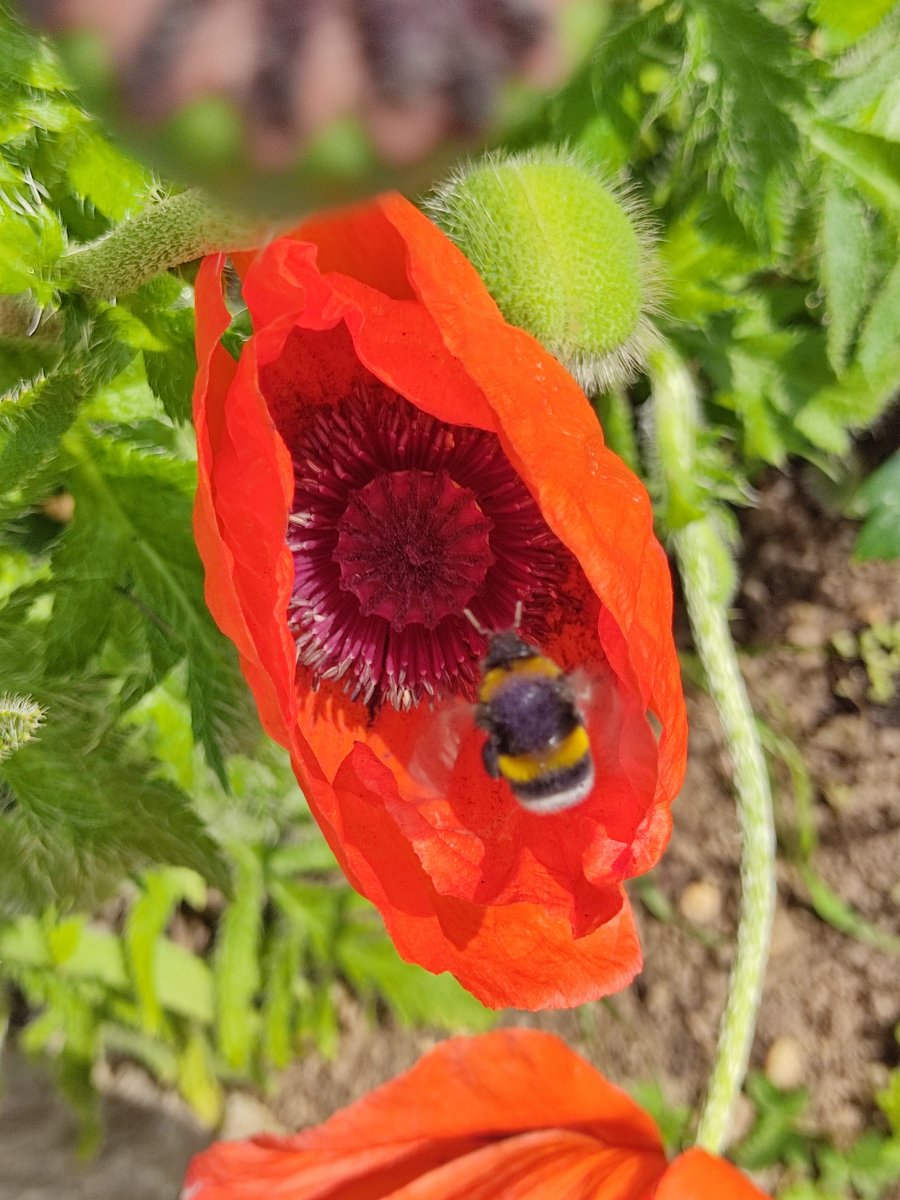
[59,189,280,297]
[648,343,777,1154]
[676,518,777,1153]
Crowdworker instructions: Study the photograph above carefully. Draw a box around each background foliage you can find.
[1,0,899,1192]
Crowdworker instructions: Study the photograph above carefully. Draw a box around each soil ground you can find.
[2,471,899,1198]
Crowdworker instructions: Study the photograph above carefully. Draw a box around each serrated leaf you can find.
[819,172,874,373]
[684,0,805,245]
[0,322,133,499]
[858,255,900,378]
[825,14,900,139]
[42,487,118,673]
[0,203,64,303]
[0,678,229,910]
[65,433,243,783]
[214,843,264,1071]
[144,342,196,424]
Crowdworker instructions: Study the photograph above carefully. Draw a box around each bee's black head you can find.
[483,630,539,671]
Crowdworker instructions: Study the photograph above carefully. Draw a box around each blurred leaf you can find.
[630,1081,692,1153]
[683,0,805,245]
[734,1074,810,1172]
[793,347,900,456]
[858,256,900,379]
[62,433,244,783]
[877,1063,900,1137]
[810,121,900,213]
[811,0,898,44]
[260,917,303,1070]
[214,843,264,1072]
[799,863,900,954]
[850,451,900,560]
[177,1027,224,1126]
[337,900,494,1033]
[819,172,875,373]
[124,867,207,1033]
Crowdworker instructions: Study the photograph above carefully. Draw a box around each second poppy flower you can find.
[193,193,687,1010]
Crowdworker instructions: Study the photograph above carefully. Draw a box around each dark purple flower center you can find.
[287,387,570,710]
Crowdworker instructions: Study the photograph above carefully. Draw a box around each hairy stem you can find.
[59,189,279,296]
[649,343,777,1154]
[677,517,776,1152]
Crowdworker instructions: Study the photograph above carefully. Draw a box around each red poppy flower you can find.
[182,1029,767,1199]
[193,193,687,1010]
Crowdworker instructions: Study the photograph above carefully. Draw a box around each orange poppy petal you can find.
[656,1149,770,1200]
[184,1031,667,1200]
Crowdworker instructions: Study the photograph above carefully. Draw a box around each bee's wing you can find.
[567,668,596,716]
[407,696,475,795]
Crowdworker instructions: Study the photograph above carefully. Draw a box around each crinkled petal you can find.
[183,1031,667,1200]
[192,196,688,1008]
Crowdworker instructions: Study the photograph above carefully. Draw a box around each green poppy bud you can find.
[429,147,662,391]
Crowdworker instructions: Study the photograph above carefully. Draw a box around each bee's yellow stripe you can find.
[479,655,561,704]
[498,724,590,784]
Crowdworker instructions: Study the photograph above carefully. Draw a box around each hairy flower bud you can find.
[429,147,662,391]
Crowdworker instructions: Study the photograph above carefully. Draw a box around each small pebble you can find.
[725,1092,756,1148]
[220,1093,287,1140]
[785,601,829,649]
[769,908,798,958]
[40,492,75,523]
[678,881,722,926]
[765,1036,805,1090]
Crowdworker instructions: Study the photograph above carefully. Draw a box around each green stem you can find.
[59,189,280,296]
[649,343,777,1154]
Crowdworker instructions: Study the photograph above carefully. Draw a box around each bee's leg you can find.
[481,738,501,778]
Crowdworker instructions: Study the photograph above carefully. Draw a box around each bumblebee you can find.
[474,629,595,814]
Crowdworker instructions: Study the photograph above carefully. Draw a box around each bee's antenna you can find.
[463,608,490,637]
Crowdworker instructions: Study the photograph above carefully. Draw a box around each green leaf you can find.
[65,433,244,783]
[858,255,900,378]
[177,1027,224,1126]
[630,1082,692,1154]
[0,322,133,501]
[684,0,806,245]
[337,900,494,1032]
[811,0,899,46]
[214,843,264,1071]
[819,172,875,373]
[810,121,900,213]
[825,14,900,137]
[850,451,900,560]
[800,863,900,954]
[124,867,208,1033]
[734,1074,810,1172]
[260,917,303,1069]
[0,709,229,908]
[877,1067,900,1136]
[794,346,900,456]
[65,129,153,221]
